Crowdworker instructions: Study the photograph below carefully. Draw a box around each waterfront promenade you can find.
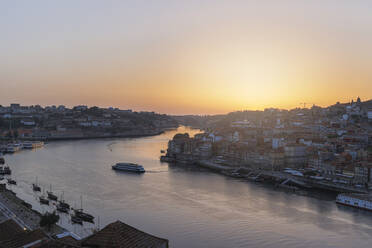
[0,185,65,234]
[196,159,368,194]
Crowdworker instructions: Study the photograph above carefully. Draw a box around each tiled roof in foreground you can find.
[0,229,47,248]
[81,220,169,248]
[0,219,24,242]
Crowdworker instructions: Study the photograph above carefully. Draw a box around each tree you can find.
[40,211,60,231]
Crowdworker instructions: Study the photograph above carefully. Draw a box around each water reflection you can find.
[3,126,372,247]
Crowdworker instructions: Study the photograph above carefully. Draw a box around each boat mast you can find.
[61,191,65,202]
[98,216,100,230]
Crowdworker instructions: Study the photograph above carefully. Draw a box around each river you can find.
[3,126,372,247]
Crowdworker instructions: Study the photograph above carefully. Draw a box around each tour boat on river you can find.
[336,193,372,211]
[112,162,145,173]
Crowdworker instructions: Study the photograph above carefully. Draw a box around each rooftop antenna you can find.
[299,103,307,108]
[299,103,315,109]
[98,216,100,230]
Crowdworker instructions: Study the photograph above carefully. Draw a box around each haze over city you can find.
[1,0,372,114]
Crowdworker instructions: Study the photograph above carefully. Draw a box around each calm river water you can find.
[3,126,372,247]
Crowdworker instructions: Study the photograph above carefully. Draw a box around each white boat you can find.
[336,193,372,211]
[112,163,145,173]
[22,142,33,149]
[6,144,20,153]
[23,141,44,149]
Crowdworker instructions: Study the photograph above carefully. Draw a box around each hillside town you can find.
[163,98,372,193]
[1,98,372,247]
[0,104,178,141]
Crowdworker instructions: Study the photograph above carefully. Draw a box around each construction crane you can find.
[299,103,314,109]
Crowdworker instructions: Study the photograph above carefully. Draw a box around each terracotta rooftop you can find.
[0,228,47,248]
[34,237,81,248]
[81,220,169,248]
[0,219,24,242]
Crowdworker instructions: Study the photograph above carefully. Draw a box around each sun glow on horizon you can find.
[1,1,371,115]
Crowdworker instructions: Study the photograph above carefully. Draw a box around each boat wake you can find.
[145,170,168,173]
[107,142,117,152]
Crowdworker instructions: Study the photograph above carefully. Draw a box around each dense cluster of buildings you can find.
[0,104,177,140]
[165,98,372,190]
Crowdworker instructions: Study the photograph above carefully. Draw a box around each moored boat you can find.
[59,201,70,209]
[21,201,32,209]
[39,196,49,205]
[33,184,41,192]
[32,177,41,191]
[56,204,69,213]
[336,193,372,211]
[58,192,70,209]
[74,195,94,223]
[74,209,94,222]
[47,191,58,201]
[160,156,175,162]
[47,184,58,201]
[112,162,145,173]
[23,141,44,149]
[7,178,16,185]
[0,166,11,175]
[22,142,33,149]
[71,215,83,225]
[6,144,20,154]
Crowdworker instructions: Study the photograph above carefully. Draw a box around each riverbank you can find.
[0,183,170,247]
[1,129,168,142]
[3,126,372,248]
[46,130,165,141]
[165,158,368,194]
[0,184,66,235]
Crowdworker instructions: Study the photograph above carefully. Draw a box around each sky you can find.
[1,0,372,115]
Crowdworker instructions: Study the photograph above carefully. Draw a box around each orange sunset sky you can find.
[1,1,371,114]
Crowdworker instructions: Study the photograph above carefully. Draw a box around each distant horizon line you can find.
[1,97,370,116]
